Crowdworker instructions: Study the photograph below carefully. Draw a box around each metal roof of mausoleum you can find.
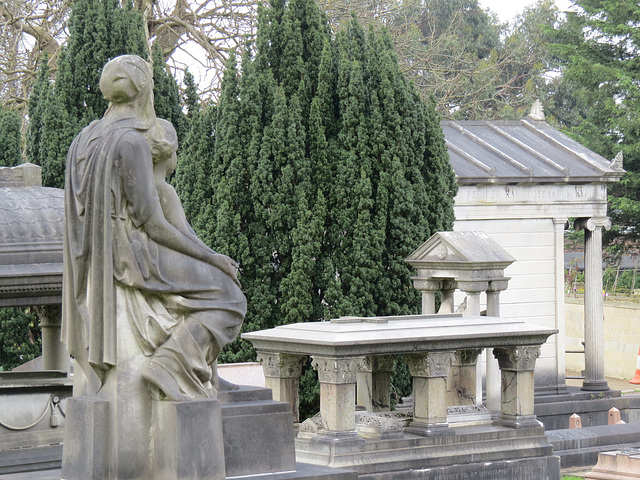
[442,102,625,185]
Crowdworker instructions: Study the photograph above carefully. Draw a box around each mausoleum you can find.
[442,102,625,396]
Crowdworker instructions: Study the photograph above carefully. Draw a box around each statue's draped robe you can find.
[62,117,246,396]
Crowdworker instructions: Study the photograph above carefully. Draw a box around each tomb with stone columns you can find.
[0,163,71,473]
[244,313,560,479]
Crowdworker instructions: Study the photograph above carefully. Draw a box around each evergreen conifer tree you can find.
[0,107,22,167]
[175,0,457,365]
[26,0,184,188]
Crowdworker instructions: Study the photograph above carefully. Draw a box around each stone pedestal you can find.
[405,352,455,436]
[585,449,640,479]
[257,353,305,422]
[493,346,542,429]
[220,386,296,477]
[447,349,481,407]
[61,397,109,480]
[153,399,226,480]
[311,356,363,437]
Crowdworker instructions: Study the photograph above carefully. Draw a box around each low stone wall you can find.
[565,297,640,379]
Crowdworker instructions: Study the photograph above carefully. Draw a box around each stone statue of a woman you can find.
[62,54,246,402]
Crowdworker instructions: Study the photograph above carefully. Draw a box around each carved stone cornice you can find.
[406,352,455,378]
[493,346,541,372]
[574,217,611,232]
[456,280,489,294]
[312,357,364,384]
[257,352,305,378]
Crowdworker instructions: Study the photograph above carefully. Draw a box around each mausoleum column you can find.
[257,352,305,422]
[439,280,457,314]
[405,351,455,436]
[493,346,542,428]
[486,279,509,414]
[312,356,364,434]
[357,355,395,412]
[456,281,488,316]
[575,217,611,392]
[34,305,70,372]
[411,278,441,315]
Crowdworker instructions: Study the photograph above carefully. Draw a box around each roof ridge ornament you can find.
[527,99,545,121]
[610,151,624,170]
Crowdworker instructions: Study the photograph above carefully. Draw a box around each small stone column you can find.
[357,355,395,412]
[34,305,70,372]
[411,278,441,315]
[457,280,488,403]
[457,280,488,316]
[311,356,364,435]
[439,280,457,314]
[257,352,305,422]
[486,279,509,414]
[405,351,455,436]
[447,349,482,406]
[493,346,542,429]
[576,217,611,392]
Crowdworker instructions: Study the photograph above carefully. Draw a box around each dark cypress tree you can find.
[0,107,22,167]
[177,0,457,367]
[26,0,182,188]
[183,69,200,118]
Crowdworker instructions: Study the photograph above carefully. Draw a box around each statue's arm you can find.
[119,132,237,278]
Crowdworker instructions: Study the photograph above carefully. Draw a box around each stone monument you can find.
[61,55,246,480]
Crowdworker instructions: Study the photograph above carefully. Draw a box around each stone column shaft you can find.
[493,346,542,429]
[486,279,509,414]
[257,352,305,422]
[405,352,455,436]
[35,305,70,372]
[312,356,363,433]
[412,278,441,315]
[576,217,611,392]
[357,355,394,412]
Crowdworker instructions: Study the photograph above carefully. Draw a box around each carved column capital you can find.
[406,352,455,378]
[257,352,305,378]
[493,346,541,372]
[453,349,482,367]
[312,357,364,384]
[411,278,441,292]
[487,278,510,293]
[574,217,611,232]
[361,355,395,373]
[456,280,489,294]
[34,305,62,328]
[441,279,457,291]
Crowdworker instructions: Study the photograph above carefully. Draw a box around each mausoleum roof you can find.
[442,110,625,185]
[0,164,63,306]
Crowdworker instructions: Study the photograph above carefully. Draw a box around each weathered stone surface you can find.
[60,398,109,480]
[221,398,296,477]
[153,399,225,480]
[585,449,640,479]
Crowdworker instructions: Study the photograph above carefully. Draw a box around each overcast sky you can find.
[479,0,574,22]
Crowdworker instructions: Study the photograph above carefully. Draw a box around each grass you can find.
[562,476,584,480]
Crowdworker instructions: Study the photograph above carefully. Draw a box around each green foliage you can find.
[0,106,22,166]
[175,1,456,371]
[0,308,41,371]
[549,0,640,252]
[26,0,185,188]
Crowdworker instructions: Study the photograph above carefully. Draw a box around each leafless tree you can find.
[0,0,257,115]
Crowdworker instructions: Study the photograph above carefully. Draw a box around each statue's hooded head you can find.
[99,55,155,128]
